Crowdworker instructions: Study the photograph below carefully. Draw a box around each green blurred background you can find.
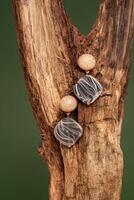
[0,0,134,199]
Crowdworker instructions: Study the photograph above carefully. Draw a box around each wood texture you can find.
[12,0,134,199]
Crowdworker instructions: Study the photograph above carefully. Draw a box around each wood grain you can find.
[13,0,134,199]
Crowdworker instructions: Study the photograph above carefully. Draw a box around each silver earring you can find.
[74,54,102,105]
[54,95,83,148]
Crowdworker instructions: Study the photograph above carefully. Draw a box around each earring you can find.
[54,95,83,148]
[74,54,102,105]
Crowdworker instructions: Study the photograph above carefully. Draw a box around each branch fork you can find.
[13,0,134,199]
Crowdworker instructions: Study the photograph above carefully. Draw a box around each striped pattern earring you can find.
[54,95,83,148]
[74,54,102,105]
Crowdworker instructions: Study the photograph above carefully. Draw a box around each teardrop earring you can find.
[74,54,102,105]
[54,95,83,148]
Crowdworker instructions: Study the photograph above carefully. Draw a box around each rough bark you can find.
[12,0,134,199]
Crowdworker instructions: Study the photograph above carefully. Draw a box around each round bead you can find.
[60,95,77,113]
[77,54,96,71]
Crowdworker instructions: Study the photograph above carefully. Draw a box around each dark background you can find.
[0,0,134,199]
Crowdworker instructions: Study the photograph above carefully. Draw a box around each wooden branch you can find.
[13,0,134,199]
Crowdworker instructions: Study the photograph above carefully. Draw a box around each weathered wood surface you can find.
[13,0,134,199]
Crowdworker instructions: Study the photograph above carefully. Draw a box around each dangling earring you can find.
[54,95,83,148]
[74,54,102,105]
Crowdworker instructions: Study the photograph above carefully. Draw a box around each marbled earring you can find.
[74,54,102,105]
[54,95,83,148]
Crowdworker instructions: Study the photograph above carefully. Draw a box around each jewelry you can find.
[54,95,83,148]
[54,54,102,147]
[74,54,102,105]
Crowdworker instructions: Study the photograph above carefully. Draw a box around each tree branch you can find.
[13,0,134,199]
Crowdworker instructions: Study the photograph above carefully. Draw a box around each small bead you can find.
[74,75,102,105]
[54,117,83,147]
[60,95,77,113]
[77,54,96,71]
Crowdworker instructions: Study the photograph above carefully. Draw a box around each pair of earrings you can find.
[54,54,102,148]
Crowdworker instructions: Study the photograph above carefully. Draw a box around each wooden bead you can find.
[60,95,77,113]
[77,54,96,71]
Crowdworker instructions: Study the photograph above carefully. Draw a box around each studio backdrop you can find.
[0,0,134,199]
